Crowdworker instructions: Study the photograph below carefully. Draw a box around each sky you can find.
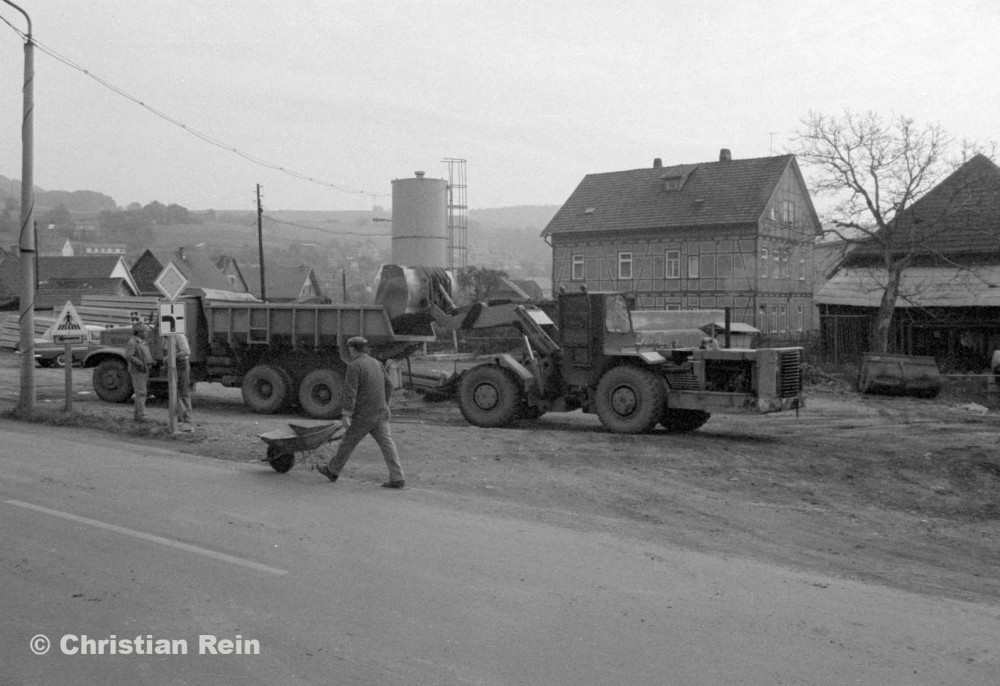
[0,0,998,213]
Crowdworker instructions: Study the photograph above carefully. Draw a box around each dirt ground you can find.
[2,351,998,605]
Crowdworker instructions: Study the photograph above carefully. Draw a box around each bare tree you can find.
[794,111,984,353]
[456,266,509,304]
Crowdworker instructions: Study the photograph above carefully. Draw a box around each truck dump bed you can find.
[204,300,435,350]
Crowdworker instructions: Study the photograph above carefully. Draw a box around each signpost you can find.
[52,300,86,412]
[154,263,189,433]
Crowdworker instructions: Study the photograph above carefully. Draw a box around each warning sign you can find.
[52,300,87,344]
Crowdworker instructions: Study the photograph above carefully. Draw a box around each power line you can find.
[261,213,391,237]
[0,17,388,201]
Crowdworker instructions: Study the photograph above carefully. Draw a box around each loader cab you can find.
[556,290,635,386]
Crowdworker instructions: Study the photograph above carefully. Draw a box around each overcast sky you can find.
[0,1,997,213]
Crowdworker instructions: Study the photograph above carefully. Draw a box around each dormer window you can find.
[661,176,682,191]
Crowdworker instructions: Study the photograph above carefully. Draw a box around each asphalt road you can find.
[1,420,998,685]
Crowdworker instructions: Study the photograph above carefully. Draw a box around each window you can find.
[618,252,633,280]
[665,250,680,279]
[760,248,768,278]
[782,200,795,224]
[799,253,806,280]
[779,304,787,333]
[796,304,804,332]
[662,176,682,190]
[773,250,780,279]
[781,250,789,279]
[572,254,585,280]
[687,255,700,279]
[771,304,778,333]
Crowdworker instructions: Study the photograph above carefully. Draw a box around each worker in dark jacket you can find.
[318,336,405,488]
[125,323,154,421]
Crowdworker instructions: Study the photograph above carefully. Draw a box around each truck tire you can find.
[242,364,293,414]
[93,358,134,403]
[595,365,665,434]
[458,365,522,428]
[298,368,344,419]
[659,409,711,433]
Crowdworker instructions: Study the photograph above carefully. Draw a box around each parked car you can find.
[31,326,106,368]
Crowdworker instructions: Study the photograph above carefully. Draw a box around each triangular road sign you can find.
[52,300,87,343]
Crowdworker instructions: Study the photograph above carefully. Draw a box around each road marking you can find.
[5,499,288,576]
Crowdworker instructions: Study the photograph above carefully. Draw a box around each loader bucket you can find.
[857,353,941,398]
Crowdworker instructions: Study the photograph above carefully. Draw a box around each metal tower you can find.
[443,158,468,270]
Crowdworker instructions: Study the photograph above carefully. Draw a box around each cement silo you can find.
[391,171,449,268]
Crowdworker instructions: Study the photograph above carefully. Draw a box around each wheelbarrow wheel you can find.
[266,445,296,473]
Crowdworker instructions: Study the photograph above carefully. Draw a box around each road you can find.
[0,420,997,685]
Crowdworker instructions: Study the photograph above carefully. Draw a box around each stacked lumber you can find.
[0,314,56,349]
[76,296,161,328]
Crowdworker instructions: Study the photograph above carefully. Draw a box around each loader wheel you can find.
[298,368,345,419]
[92,358,133,403]
[242,364,293,414]
[659,409,711,433]
[595,365,665,434]
[458,365,522,428]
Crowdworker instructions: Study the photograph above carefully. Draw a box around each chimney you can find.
[414,170,425,178]
[653,158,662,168]
[719,149,732,162]
[178,247,185,260]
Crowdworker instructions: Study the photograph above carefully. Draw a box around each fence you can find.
[817,314,872,364]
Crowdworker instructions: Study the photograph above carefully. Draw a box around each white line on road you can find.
[4,499,288,576]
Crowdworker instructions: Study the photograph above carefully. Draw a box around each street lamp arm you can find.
[0,0,32,35]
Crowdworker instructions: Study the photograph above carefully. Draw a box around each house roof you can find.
[35,277,133,310]
[815,265,1000,308]
[38,255,124,280]
[138,248,236,293]
[844,154,1000,262]
[241,265,320,300]
[542,154,805,237]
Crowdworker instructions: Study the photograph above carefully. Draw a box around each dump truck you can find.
[427,287,804,434]
[84,275,445,418]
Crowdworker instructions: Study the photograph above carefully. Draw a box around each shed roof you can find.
[844,154,1000,262]
[542,154,805,237]
[815,265,1000,308]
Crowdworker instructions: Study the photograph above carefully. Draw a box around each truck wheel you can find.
[458,365,522,428]
[298,369,344,419]
[595,365,665,434]
[242,364,293,413]
[93,358,134,403]
[659,409,711,433]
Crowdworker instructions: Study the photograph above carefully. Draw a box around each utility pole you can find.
[256,184,266,302]
[4,0,36,411]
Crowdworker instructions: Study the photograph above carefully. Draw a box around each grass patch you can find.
[0,406,206,444]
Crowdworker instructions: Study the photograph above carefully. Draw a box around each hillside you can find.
[0,176,560,279]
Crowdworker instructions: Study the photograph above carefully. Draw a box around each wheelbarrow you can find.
[259,421,346,473]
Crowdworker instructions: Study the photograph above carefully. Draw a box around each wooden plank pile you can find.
[75,295,161,328]
[0,296,160,349]
[0,314,56,350]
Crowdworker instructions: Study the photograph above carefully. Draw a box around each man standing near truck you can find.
[125,323,154,422]
[317,336,406,489]
[164,332,194,427]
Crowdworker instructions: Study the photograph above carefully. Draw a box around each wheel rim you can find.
[255,380,274,398]
[102,369,125,390]
[472,382,500,411]
[309,384,332,404]
[609,384,639,418]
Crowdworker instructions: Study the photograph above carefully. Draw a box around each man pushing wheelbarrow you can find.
[316,336,406,489]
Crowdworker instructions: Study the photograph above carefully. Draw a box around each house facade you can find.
[541,151,822,335]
